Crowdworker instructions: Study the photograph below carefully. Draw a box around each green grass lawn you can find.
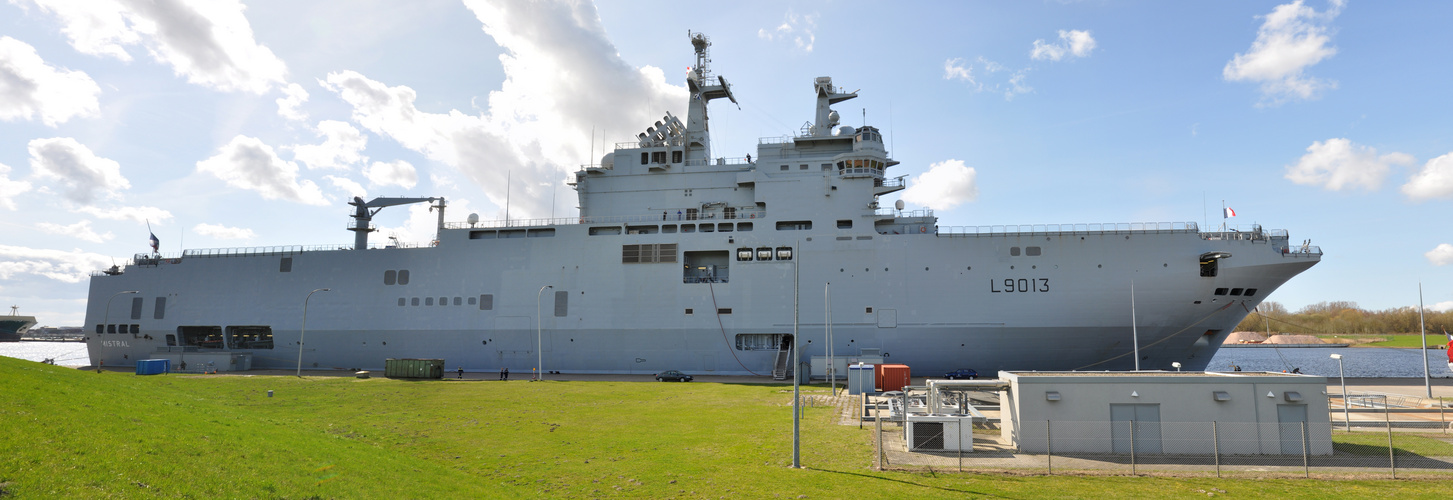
[1318,334,1450,348]
[1,356,1449,498]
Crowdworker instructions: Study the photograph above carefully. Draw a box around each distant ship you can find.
[84,32,1321,376]
[2,306,38,342]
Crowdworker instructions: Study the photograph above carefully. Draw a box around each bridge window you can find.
[1010,247,1021,256]
[776,220,812,230]
[1026,246,1042,256]
[641,152,649,165]
[384,270,396,285]
[838,220,852,229]
[479,294,493,310]
[672,151,683,163]
[1244,288,1258,297]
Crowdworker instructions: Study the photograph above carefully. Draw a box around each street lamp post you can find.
[296,288,330,378]
[537,285,552,381]
[102,290,139,368]
[1331,353,1349,431]
[1171,362,1182,372]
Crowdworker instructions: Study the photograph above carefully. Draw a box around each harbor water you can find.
[2,342,1449,378]
[0,341,92,366]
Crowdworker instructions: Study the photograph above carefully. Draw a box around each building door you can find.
[1110,404,1163,454]
[1277,404,1309,455]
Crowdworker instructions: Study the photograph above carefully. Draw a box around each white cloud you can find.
[900,159,979,210]
[23,0,287,93]
[941,56,1031,100]
[1427,243,1453,266]
[1284,138,1413,191]
[74,204,173,224]
[325,175,367,200]
[0,244,114,284]
[1223,0,1343,105]
[292,120,367,170]
[28,137,129,204]
[36,219,113,243]
[1429,301,1453,313]
[196,135,327,205]
[192,222,255,240]
[1030,29,1097,61]
[0,162,34,210]
[1401,153,1453,201]
[757,10,817,52]
[323,0,686,219]
[365,160,417,189]
[943,58,974,85]
[0,36,101,126]
[276,82,308,121]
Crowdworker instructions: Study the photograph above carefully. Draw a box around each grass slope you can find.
[0,356,1447,498]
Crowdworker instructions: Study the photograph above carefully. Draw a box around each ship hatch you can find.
[1198,252,1231,277]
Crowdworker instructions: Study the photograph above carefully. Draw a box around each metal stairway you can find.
[771,337,793,380]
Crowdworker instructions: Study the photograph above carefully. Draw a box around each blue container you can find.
[135,359,170,375]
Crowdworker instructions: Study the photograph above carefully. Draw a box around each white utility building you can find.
[999,371,1332,456]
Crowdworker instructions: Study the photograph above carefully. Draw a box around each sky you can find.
[2,0,1452,326]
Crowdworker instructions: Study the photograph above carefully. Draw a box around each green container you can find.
[384,358,445,379]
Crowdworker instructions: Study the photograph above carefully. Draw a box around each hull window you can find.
[279,257,292,272]
[130,297,143,319]
[178,326,223,349]
[554,290,568,317]
[479,294,493,310]
[384,270,397,285]
[227,326,273,349]
[153,297,166,319]
[735,333,784,351]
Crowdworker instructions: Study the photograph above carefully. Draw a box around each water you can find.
[2,341,1448,378]
[0,342,92,366]
[1209,347,1453,378]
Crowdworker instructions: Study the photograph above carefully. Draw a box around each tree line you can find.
[1234,301,1453,335]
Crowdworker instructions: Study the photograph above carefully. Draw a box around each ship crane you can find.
[347,196,445,250]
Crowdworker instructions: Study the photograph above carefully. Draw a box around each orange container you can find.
[875,364,911,392]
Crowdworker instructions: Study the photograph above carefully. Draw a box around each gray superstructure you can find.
[84,32,1320,375]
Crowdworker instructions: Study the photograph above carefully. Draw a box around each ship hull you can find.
[84,225,1318,375]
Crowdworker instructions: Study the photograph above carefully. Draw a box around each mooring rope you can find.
[1072,301,1237,371]
[708,281,764,376]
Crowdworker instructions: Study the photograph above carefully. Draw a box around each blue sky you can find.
[2,0,1451,326]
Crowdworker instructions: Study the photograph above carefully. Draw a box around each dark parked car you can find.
[943,368,978,380]
[656,370,693,382]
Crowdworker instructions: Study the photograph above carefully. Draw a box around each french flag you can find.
[149,232,159,253]
[1223,207,1236,218]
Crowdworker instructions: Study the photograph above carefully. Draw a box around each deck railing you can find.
[937,222,1200,237]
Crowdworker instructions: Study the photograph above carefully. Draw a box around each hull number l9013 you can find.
[991,278,1049,293]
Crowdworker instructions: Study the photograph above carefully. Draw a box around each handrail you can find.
[937,222,1200,236]
[442,210,768,229]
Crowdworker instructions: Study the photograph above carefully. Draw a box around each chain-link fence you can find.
[870,417,1453,478]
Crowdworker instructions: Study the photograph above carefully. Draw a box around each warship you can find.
[84,32,1320,376]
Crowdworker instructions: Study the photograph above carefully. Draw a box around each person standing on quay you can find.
[457,366,464,379]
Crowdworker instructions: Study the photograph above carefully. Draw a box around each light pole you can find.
[825,282,834,396]
[296,288,330,378]
[1171,362,1182,372]
[537,285,552,381]
[102,290,139,367]
[1331,353,1349,431]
